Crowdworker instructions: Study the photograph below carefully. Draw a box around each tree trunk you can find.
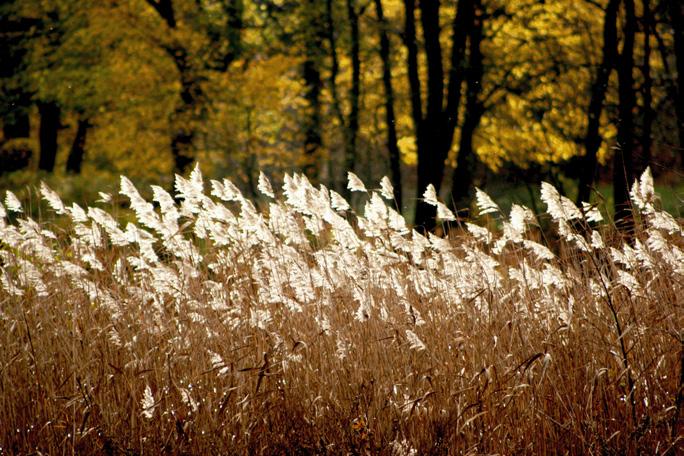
[223,0,244,70]
[413,0,446,229]
[402,0,423,141]
[169,46,201,175]
[148,0,243,174]
[408,0,473,229]
[374,0,403,210]
[325,0,362,196]
[325,0,344,191]
[144,0,176,27]
[671,0,684,167]
[420,0,444,134]
[145,0,204,176]
[451,0,484,214]
[614,0,636,229]
[345,0,361,179]
[640,0,654,170]
[302,56,322,180]
[302,0,324,181]
[38,102,60,172]
[66,117,90,174]
[576,0,620,205]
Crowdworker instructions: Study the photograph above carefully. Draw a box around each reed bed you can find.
[0,168,681,454]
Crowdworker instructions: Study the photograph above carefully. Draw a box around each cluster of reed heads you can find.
[0,167,682,454]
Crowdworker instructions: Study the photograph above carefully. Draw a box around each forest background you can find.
[1,0,683,228]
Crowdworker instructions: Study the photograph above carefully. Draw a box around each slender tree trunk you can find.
[414,0,447,229]
[614,0,636,229]
[245,110,258,197]
[145,0,204,176]
[444,0,472,136]
[374,0,402,210]
[66,117,90,174]
[302,56,322,180]
[302,0,324,181]
[420,0,444,133]
[451,0,484,214]
[671,0,684,167]
[640,0,654,170]
[223,0,244,70]
[345,0,361,179]
[170,46,201,175]
[402,0,423,142]
[576,0,620,205]
[145,0,176,27]
[324,0,341,123]
[325,0,362,196]
[38,102,60,172]
[325,0,344,191]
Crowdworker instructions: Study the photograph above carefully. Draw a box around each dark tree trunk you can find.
[640,0,654,170]
[169,46,201,175]
[325,0,344,191]
[402,0,423,140]
[302,56,322,180]
[205,0,243,71]
[576,0,620,205]
[413,0,446,229]
[406,0,473,229]
[420,0,444,133]
[374,0,403,210]
[345,0,361,179]
[38,102,60,172]
[66,118,90,174]
[223,0,244,70]
[325,0,362,196]
[302,0,324,181]
[145,0,207,176]
[451,0,484,215]
[614,0,636,229]
[444,0,473,136]
[144,0,176,27]
[671,0,684,167]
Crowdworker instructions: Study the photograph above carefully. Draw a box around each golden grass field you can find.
[0,168,682,455]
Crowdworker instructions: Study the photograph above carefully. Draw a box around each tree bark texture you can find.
[614,0,636,229]
[451,0,484,215]
[345,0,361,180]
[146,0,209,175]
[374,0,403,210]
[405,0,473,229]
[325,0,362,197]
[576,0,620,205]
[302,0,324,181]
[66,117,91,174]
[639,0,654,170]
[169,45,202,175]
[38,102,60,172]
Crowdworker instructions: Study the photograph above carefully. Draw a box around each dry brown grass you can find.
[0,170,682,454]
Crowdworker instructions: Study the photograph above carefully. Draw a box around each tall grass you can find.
[0,167,682,455]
